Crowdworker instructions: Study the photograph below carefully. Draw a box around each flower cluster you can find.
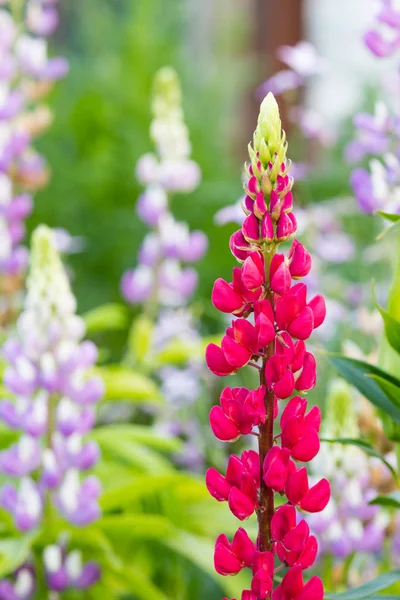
[0,0,68,320]
[205,94,330,600]
[0,225,103,536]
[364,0,400,59]
[121,66,207,307]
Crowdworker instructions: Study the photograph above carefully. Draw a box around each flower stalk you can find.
[205,93,330,600]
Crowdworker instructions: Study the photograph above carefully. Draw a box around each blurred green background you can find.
[33,0,250,313]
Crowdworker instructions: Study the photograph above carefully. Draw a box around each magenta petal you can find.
[214,542,242,575]
[308,294,326,328]
[291,429,320,462]
[210,406,241,441]
[242,214,260,243]
[296,576,324,600]
[212,279,243,313]
[228,487,255,520]
[295,352,316,392]
[206,467,231,501]
[300,478,330,513]
[205,344,235,376]
[221,336,252,368]
[288,307,314,340]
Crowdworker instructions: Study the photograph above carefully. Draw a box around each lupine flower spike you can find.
[0,225,102,592]
[121,66,207,307]
[206,93,330,600]
[0,0,68,323]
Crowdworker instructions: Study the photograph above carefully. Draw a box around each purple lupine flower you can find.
[259,41,326,97]
[364,0,400,58]
[0,226,103,532]
[348,4,400,215]
[43,544,100,592]
[0,1,68,320]
[121,66,207,309]
[0,564,35,600]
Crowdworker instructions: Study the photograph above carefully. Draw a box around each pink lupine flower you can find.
[205,94,329,598]
[251,551,274,598]
[272,565,324,600]
[212,263,263,316]
[209,386,266,441]
[214,528,256,575]
[271,505,318,568]
[285,463,330,512]
[280,397,321,462]
[206,451,259,520]
[287,240,311,278]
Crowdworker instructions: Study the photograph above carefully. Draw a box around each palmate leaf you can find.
[324,569,400,599]
[320,438,399,484]
[328,355,400,423]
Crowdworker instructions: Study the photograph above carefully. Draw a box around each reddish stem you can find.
[256,248,276,599]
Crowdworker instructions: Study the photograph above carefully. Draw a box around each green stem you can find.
[44,393,57,528]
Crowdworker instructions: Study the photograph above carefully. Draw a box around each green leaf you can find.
[94,365,163,404]
[127,315,153,363]
[368,374,400,410]
[369,491,400,508]
[97,514,174,540]
[100,473,193,511]
[377,210,400,223]
[91,425,181,453]
[83,303,129,333]
[324,570,400,599]
[373,285,400,355]
[106,566,169,600]
[0,535,35,578]
[328,355,400,423]
[321,438,399,485]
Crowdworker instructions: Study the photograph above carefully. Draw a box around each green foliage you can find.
[33,0,248,322]
[95,365,163,404]
[328,355,400,425]
[324,570,400,599]
[84,303,130,334]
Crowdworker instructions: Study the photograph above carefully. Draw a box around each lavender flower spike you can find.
[0,1,68,322]
[122,67,207,308]
[0,225,103,535]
